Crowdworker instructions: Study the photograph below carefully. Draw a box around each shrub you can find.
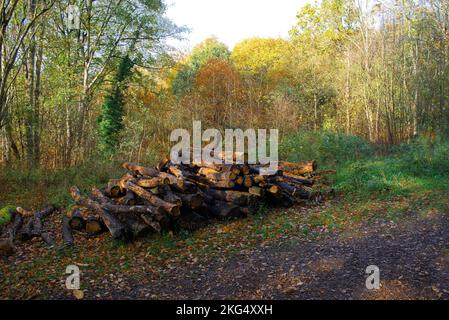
[280,130,375,168]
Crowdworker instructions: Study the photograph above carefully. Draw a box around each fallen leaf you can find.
[73,289,84,300]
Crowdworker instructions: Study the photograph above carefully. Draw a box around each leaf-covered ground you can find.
[0,189,448,300]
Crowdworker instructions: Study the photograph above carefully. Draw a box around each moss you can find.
[0,206,16,226]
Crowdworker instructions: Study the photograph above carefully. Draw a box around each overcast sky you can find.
[165,0,311,50]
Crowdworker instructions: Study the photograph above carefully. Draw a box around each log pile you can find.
[66,157,333,242]
[0,157,334,255]
[0,206,56,255]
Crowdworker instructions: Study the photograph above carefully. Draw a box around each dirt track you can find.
[2,203,449,300]
[121,210,449,300]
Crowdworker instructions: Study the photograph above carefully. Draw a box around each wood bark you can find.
[122,162,159,177]
[69,208,86,231]
[205,189,256,206]
[205,201,242,218]
[126,182,180,216]
[69,186,130,241]
[62,215,74,246]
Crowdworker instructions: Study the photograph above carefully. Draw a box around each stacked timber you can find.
[0,156,333,254]
[66,157,333,242]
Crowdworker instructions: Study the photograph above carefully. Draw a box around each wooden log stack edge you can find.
[0,157,334,253]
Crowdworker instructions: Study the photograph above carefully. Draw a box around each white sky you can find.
[165,0,311,50]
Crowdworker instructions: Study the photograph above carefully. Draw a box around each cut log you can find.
[249,165,283,176]
[100,203,165,218]
[41,232,55,246]
[31,206,55,237]
[249,187,265,197]
[116,191,137,206]
[15,207,33,218]
[176,212,207,231]
[120,215,152,238]
[241,164,250,175]
[277,182,312,200]
[194,162,241,176]
[253,175,267,184]
[156,156,170,172]
[140,214,162,233]
[137,177,170,188]
[243,175,253,188]
[105,179,126,198]
[91,188,112,204]
[158,172,183,187]
[198,167,237,181]
[216,150,247,163]
[205,201,241,219]
[283,173,315,186]
[117,173,136,190]
[167,165,184,178]
[70,186,130,241]
[19,218,34,241]
[62,215,74,246]
[17,207,55,241]
[162,189,183,206]
[85,217,106,236]
[0,212,23,255]
[235,176,244,185]
[258,181,268,188]
[211,179,235,189]
[122,162,159,177]
[279,160,317,175]
[171,179,198,194]
[168,165,211,186]
[205,189,256,206]
[177,193,204,210]
[266,190,295,208]
[126,182,180,216]
[266,185,280,194]
[69,208,86,231]
[9,212,23,241]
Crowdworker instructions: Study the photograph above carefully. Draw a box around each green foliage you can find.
[290,0,355,45]
[190,38,230,70]
[280,130,375,167]
[231,38,291,82]
[335,139,449,197]
[171,37,230,98]
[98,56,134,157]
[281,130,449,198]
[0,206,16,226]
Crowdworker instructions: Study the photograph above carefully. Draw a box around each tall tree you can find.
[97,55,133,157]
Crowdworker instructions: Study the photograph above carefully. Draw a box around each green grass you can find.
[334,138,449,198]
[281,130,449,200]
[0,161,123,210]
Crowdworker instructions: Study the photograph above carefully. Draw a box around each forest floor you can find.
[1,188,448,300]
